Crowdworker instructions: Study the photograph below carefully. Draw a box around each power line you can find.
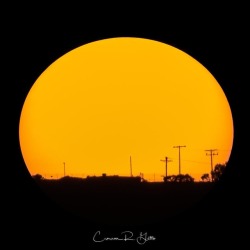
[180,159,208,164]
[170,156,208,164]
[173,145,186,175]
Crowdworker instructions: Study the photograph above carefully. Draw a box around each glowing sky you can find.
[19,37,234,181]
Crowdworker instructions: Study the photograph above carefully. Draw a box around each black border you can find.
[6,14,245,248]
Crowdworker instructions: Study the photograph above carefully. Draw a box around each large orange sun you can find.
[19,37,234,181]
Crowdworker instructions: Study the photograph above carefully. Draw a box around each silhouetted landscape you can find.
[33,174,216,226]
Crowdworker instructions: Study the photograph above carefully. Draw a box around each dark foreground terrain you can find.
[36,176,215,226]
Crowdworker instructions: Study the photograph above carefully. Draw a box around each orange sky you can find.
[19,37,234,181]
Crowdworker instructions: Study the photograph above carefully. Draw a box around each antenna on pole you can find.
[130,156,133,177]
[173,145,186,175]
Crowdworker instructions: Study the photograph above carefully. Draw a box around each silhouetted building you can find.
[85,174,141,184]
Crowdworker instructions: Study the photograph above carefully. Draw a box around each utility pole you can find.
[173,145,186,175]
[205,149,218,181]
[63,162,65,177]
[160,156,172,178]
[130,156,133,177]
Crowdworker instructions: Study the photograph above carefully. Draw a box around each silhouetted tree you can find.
[164,175,176,182]
[181,174,193,182]
[211,163,226,182]
[32,174,44,181]
[201,173,210,182]
[164,174,194,183]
